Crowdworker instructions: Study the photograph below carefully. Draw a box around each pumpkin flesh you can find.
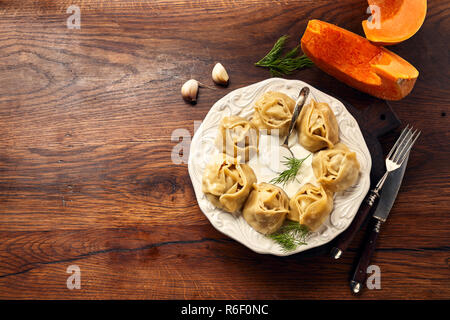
[301,20,419,100]
[363,0,427,45]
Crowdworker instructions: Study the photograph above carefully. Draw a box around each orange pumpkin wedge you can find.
[363,0,427,45]
[301,20,419,100]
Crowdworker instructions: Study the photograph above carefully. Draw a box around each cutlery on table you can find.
[331,125,420,259]
[281,86,310,157]
[349,125,420,294]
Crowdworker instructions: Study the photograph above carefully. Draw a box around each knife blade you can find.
[373,153,409,222]
[350,152,409,294]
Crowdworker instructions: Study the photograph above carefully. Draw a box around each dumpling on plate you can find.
[216,116,259,162]
[202,154,257,213]
[242,182,290,235]
[288,183,334,231]
[297,99,339,152]
[250,91,295,137]
[312,143,360,192]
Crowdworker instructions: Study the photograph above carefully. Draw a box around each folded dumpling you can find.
[216,116,259,162]
[202,154,257,213]
[242,182,290,235]
[288,183,334,231]
[297,99,339,152]
[250,91,295,137]
[312,143,360,192]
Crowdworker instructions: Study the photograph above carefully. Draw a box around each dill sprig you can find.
[269,221,310,251]
[255,35,314,76]
[255,35,288,66]
[270,154,311,186]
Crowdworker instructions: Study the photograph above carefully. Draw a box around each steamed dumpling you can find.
[202,154,257,213]
[288,183,334,231]
[242,182,290,235]
[312,143,360,192]
[250,91,295,137]
[216,116,259,162]
[297,99,339,152]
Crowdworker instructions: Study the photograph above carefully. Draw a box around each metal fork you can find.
[366,124,421,207]
[331,124,421,259]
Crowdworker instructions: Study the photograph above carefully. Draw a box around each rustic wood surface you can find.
[0,0,449,300]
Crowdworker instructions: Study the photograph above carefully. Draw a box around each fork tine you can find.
[393,129,417,163]
[391,127,417,162]
[397,131,421,165]
[390,126,413,162]
[386,125,410,160]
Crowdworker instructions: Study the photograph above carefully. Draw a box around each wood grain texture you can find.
[0,0,449,299]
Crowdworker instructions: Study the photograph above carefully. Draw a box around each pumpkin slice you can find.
[363,0,427,45]
[301,19,419,100]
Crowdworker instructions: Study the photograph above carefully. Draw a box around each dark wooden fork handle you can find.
[350,218,383,294]
[330,190,379,259]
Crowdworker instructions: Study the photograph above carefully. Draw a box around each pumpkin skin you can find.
[301,19,419,101]
[362,0,427,45]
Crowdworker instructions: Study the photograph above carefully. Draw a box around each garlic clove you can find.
[181,79,199,103]
[212,63,229,86]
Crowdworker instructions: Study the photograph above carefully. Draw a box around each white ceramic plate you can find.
[188,78,371,256]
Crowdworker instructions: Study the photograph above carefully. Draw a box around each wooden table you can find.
[0,0,448,300]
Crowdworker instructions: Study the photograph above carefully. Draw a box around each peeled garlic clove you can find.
[181,79,199,103]
[212,63,229,86]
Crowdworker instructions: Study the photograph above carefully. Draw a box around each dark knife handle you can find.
[350,218,382,294]
[330,190,379,259]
